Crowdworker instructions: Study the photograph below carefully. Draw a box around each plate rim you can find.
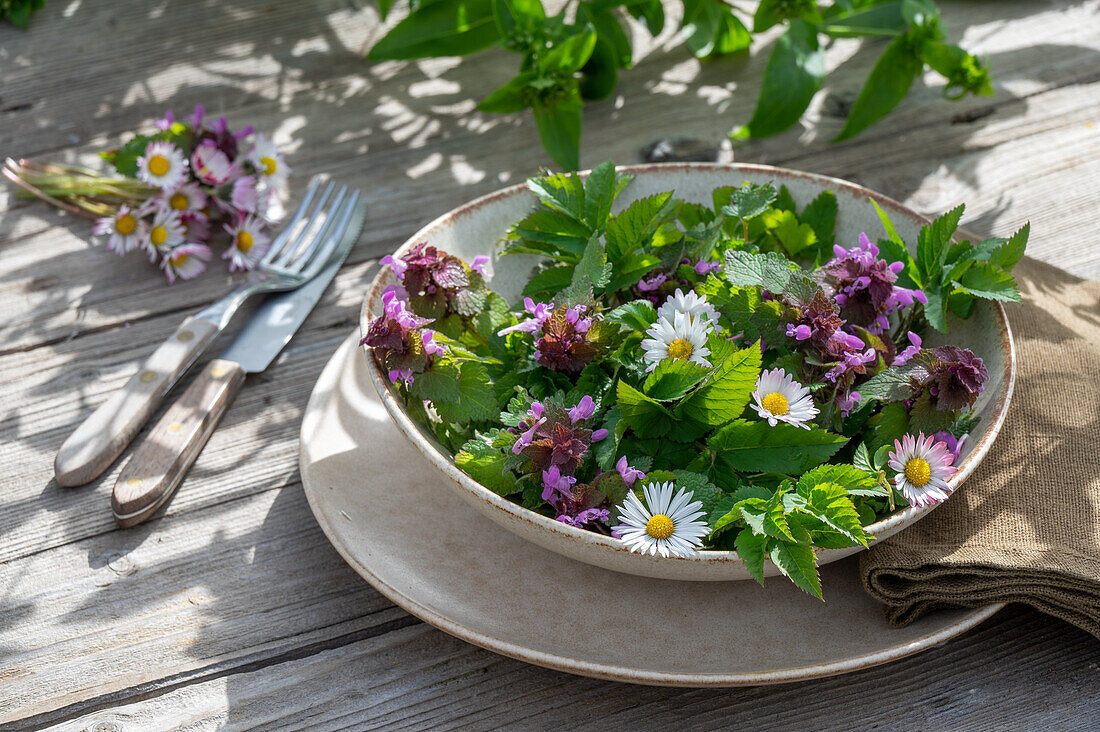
[356,162,1017,577]
[300,332,1004,687]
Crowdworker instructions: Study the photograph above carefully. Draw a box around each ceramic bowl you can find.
[360,163,1015,582]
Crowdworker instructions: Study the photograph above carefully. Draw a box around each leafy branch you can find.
[367,0,992,169]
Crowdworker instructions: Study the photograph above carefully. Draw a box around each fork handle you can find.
[112,359,245,527]
[54,317,220,487]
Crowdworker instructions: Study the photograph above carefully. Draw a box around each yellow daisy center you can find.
[150,226,168,246]
[904,458,932,487]
[148,155,170,177]
[169,193,189,210]
[170,253,189,266]
[260,156,278,176]
[115,214,137,235]
[236,231,254,252]
[646,513,675,540]
[667,338,693,360]
[762,392,789,416]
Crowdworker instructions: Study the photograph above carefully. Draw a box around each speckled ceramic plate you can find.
[359,163,1016,582]
[300,332,1003,686]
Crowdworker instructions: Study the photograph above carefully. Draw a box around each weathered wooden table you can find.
[2,1,1098,728]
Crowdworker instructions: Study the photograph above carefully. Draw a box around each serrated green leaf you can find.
[796,464,877,494]
[801,190,837,252]
[917,203,965,285]
[643,359,711,401]
[456,439,518,495]
[771,208,818,258]
[853,442,873,474]
[594,405,624,470]
[617,379,673,438]
[954,263,1021,302]
[409,360,462,404]
[572,231,612,292]
[677,342,762,426]
[857,364,918,404]
[867,401,909,453]
[604,191,676,261]
[709,419,848,474]
[721,182,779,221]
[522,264,575,297]
[606,300,657,332]
[989,222,1029,271]
[671,469,724,516]
[722,249,795,294]
[798,481,871,547]
[735,529,766,585]
[768,541,822,599]
[433,361,498,423]
[582,159,627,229]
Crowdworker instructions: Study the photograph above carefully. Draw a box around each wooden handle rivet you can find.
[177,330,194,342]
[209,366,227,378]
[167,422,183,433]
[126,477,143,488]
[139,370,157,383]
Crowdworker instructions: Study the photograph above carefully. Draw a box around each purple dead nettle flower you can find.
[498,297,555,336]
[910,345,988,410]
[616,456,645,487]
[637,272,668,292]
[470,255,490,276]
[512,396,607,477]
[894,331,922,366]
[932,431,968,459]
[541,465,577,500]
[380,243,483,316]
[835,390,862,417]
[823,233,927,334]
[360,285,440,385]
[693,259,721,276]
[500,301,602,373]
[556,507,611,528]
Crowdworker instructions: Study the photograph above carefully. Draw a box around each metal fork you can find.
[55,176,361,487]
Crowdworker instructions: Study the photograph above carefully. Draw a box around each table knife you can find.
[110,201,366,527]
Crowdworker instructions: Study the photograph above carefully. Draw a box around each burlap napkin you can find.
[860,256,1100,639]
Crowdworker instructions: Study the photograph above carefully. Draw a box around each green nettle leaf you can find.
[923,287,948,333]
[479,72,538,114]
[796,463,877,494]
[409,359,462,404]
[433,361,498,423]
[594,405,624,469]
[584,159,631,228]
[853,443,874,474]
[800,190,838,251]
[572,232,612,292]
[644,359,711,401]
[771,208,818,258]
[735,529,766,585]
[954,263,1022,302]
[723,250,794,292]
[801,481,872,546]
[732,19,825,140]
[857,364,918,404]
[369,0,501,60]
[607,300,658,332]
[768,541,822,599]
[834,33,923,142]
[988,222,1029,271]
[916,203,965,285]
[534,97,583,172]
[721,182,779,221]
[617,379,674,438]
[709,419,848,474]
[867,401,909,453]
[677,342,762,426]
[604,192,676,261]
[671,469,724,515]
[527,169,588,221]
[456,439,519,495]
[522,264,575,297]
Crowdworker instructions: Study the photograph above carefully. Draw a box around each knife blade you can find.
[110,199,366,527]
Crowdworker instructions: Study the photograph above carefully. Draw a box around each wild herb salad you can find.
[363,162,1028,597]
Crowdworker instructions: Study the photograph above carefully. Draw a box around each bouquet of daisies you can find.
[362,162,1029,597]
[3,106,288,283]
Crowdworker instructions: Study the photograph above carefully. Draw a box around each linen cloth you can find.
[860,256,1100,639]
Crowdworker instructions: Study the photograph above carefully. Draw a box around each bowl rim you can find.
[359,162,1016,568]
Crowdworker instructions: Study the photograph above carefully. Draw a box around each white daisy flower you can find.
[137,140,188,190]
[161,243,212,284]
[612,481,708,558]
[223,215,271,272]
[641,311,713,372]
[248,134,289,186]
[159,182,207,216]
[751,368,819,429]
[191,142,235,186]
[657,288,720,327]
[888,432,959,508]
[139,209,186,263]
[93,205,147,255]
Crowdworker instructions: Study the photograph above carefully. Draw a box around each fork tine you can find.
[297,190,362,280]
[281,185,348,273]
[272,181,338,270]
[260,176,325,267]
[292,187,354,275]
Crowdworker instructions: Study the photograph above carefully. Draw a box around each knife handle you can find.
[112,359,245,527]
[55,316,220,487]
